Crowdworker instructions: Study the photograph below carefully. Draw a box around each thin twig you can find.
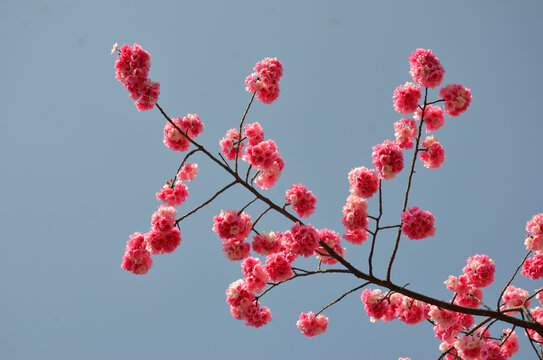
[497,250,532,309]
[316,282,371,315]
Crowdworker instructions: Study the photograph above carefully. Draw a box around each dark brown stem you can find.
[316,282,371,315]
[173,148,200,182]
[368,180,383,276]
[235,92,256,173]
[497,250,532,309]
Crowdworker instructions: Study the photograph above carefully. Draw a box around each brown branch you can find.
[316,282,371,315]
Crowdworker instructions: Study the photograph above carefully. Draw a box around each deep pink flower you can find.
[289,223,320,257]
[527,307,543,342]
[222,238,251,261]
[343,229,369,245]
[156,181,189,207]
[150,206,177,231]
[348,166,379,199]
[408,49,445,88]
[220,128,244,160]
[462,254,495,288]
[176,163,198,181]
[479,341,507,360]
[401,206,436,240]
[415,105,445,131]
[244,302,272,328]
[420,135,445,169]
[246,57,283,105]
[252,231,282,256]
[121,232,153,275]
[501,329,519,357]
[296,311,328,337]
[372,140,404,180]
[361,289,391,322]
[264,252,293,282]
[285,184,317,218]
[501,286,530,314]
[243,139,281,171]
[394,117,418,149]
[454,334,484,360]
[241,257,269,293]
[314,229,345,265]
[453,286,483,308]
[439,84,472,117]
[254,156,284,189]
[342,195,369,231]
[144,226,181,255]
[526,213,543,237]
[226,279,254,313]
[243,122,264,146]
[393,82,421,114]
[212,209,252,241]
[444,275,470,294]
[398,297,427,325]
[163,114,204,152]
[521,251,543,279]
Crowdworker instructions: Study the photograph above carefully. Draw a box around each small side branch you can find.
[316,282,371,315]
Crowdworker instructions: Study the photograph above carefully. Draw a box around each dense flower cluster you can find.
[287,223,320,257]
[226,279,272,327]
[241,257,269,293]
[244,122,264,146]
[245,57,283,104]
[220,128,244,160]
[285,184,317,218]
[462,254,495,288]
[372,140,404,180]
[121,232,153,274]
[177,163,199,181]
[522,251,543,279]
[342,195,369,232]
[347,166,379,199]
[114,43,161,111]
[296,311,328,337]
[314,229,345,265]
[394,117,418,149]
[401,206,436,240]
[420,135,445,169]
[393,82,421,114]
[343,229,369,245]
[163,114,204,152]
[156,181,189,207]
[146,206,181,254]
[525,213,543,253]
[439,84,472,117]
[415,105,445,131]
[213,210,253,261]
[264,252,293,281]
[252,231,282,255]
[501,286,530,313]
[408,48,445,88]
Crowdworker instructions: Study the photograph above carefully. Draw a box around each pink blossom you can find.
[212,209,252,241]
[527,213,543,236]
[454,334,484,360]
[444,275,471,294]
[243,139,281,171]
[134,79,160,112]
[393,82,421,114]
[479,341,507,360]
[361,289,391,322]
[342,195,369,232]
[439,84,472,117]
[537,288,543,305]
[453,287,483,308]
[398,297,427,325]
[241,257,269,293]
[220,128,244,160]
[401,206,436,240]
[121,232,153,275]
[393,117,418,149]
[163,114,204,152]
[296,311,328,337]
[408,48,445,88]
[244,302,272,327]
[243,122,264,146]
[246,57,283,105]
[111,42,119,54]
[501,329,519,357]
[527,307,543,342]
[419,135,445,169]
[521,251,543,279]
[144,226,181,254]
[156,181,189,207]
[254,156,284,189]
[525,235,543,253]
[289,223,320,257]
[285,184,317,218]
[278,231,300,263]
[501,286,530,314]
[415,105,445,131]
[462,254,495,288]
[222,238,251,261]
[252,231,282,256]
[150,206,177,231]
[372,140,404,180]
[314,229,345,265]
[343,229,369,245]
[176,163,199,181]
[348,166,379,199]
[226,279,255,314]
[264,252,293,281]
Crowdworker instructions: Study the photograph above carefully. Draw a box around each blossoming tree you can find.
[113,43,543,359]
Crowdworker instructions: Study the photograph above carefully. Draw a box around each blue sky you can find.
[2,1,543,359]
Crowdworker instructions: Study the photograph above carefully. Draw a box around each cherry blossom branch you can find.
[235,92,256,174]
[173,148,200,182]
[315,282,371,316]
[368,180,383,276]
[252,206,272,230]
[496,250,532,309]
[387,87,428,281]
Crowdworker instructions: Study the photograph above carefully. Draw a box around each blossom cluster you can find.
[522,213,543,279]
[113,43,160,111]
[163,114,204,152]
[245,57,283,104]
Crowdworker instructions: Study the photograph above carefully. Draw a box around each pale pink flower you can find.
[372,140,404,180]
[111,42,119,54]
[314,229,345,265]
[264,252,293,281]
[285,184,317,218]
[144,226,181,254]
[342,195,369,232]
[501,286,530,314]
[521,251,543,280]
[348,166,379,199]
[408,48,445,88]
[212,209,252,241]
[401,206,436,240]
[220,128,244,160]
[343,229,369,245]
[439,84,472,117]
[252,231,282,256]
[241,257,269,293]
[420,135,445,169]
[393,117,418,149]
[156,181,189,207]
[176,163,198,181]
[296,311,328,337]
[243,139,281,171]
[222,238,251,261]
[463,254,495,288]
[393,82,421,114]
[243,122,264,146]
[121,232,153,275]
[245,73,264,93]
[246,57,283,105]
[289,223,319,257]
[415,105,445,131]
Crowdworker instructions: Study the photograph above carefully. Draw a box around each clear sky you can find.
[2,0,543,359]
